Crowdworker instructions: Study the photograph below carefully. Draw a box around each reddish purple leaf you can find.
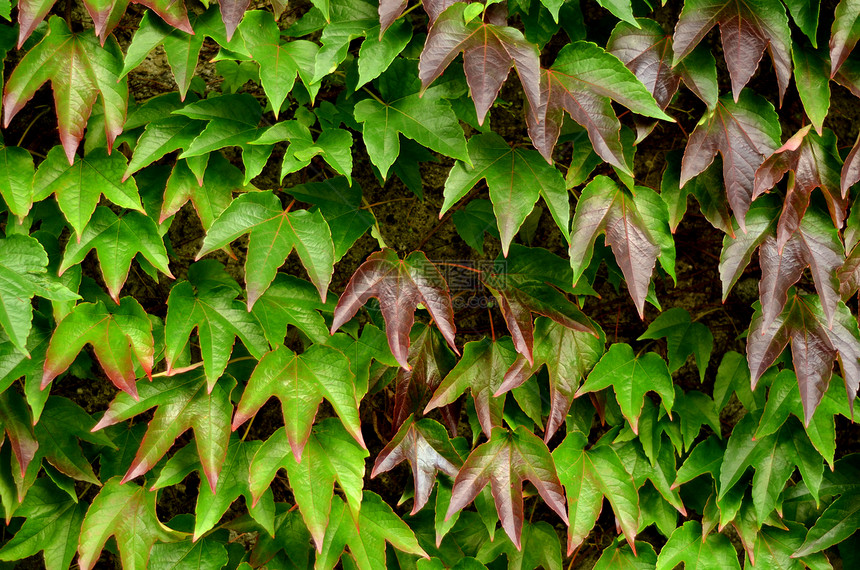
[757,208,843,330]
[608,19,681,112]
[392,324,458,434]
[673,0,792,105]
[747,292,860,424]
[418,2,540,126]
[41,299,153,400]
[753,125,846,250]
[425,337,517,438]
[218,0,250,41]
[484,272,596,366]
[569,176,661,319]
[831,0,860,77]
[379,0,408,35]
[842,132,860,196]
[680,92,781,231]
[445,426,568,549]
[496,317,605,443]
[92,371,235,494]
[839,243,860,300]
[330,248,458,370]
[527,42,672,168]
[371,415,461,514]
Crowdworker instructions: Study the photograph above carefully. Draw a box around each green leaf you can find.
[475,520,562,570]
[441,132,569,256]
[792,43,831,134]
[576,343,675,434]
[3,17,127,163]
[0,235,78,356]
[426,338,518,438]
[198,191,334,308]
[0,146,35,221]
[251,273,332,345]
[656,521,740,570]
[42,298,154,398]
[32,146,143,238]
[596,0,637,26]
[554,431,639,556]
[239,11,319,115]
[148,532,230,570]
[452,199,498,254]
[638,307,713,380]
[159,154,243,231]
[164,260,269,388]
[233,344,365,458]
[93,371,234,493]
[59,206,172,303]
[793,492,860,557]
[672,389,720,452]
[316,491,427,570]
[120,11,204,101]
[77,478,184,570]
[0,478,85,570]
[354,81,469,180]
[249,418,368,551]
[357,18,413,87]
[593,540,657,570]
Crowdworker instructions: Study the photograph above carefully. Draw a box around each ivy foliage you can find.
[2,0,860,568]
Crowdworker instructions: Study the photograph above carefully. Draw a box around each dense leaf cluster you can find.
[1,0,860,568]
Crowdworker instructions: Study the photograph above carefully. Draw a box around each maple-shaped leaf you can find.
[330,248,458,371]
[591,540,657,570]
[42,298,153,399]
[425,337,518,437]
[250,419,368,551]
[718,196,780,300]
[58,207,172,303]
[0,146,35,222]
[680,92,781,230]
[831,0,860,76]
[719,413,823,522]
[497,317,604,442]
[656,521,740,570]
[77,477,184,570]
[757,207,843,330]
[527,41,673,167]
[197,191,334,309]
[3,17,127,164]
[372,415,461,515]
[119,11,203,102]
[638,307,713,380]
[315,491,428,570]
[92,371,234,493]
[569,176,668,318]
[553,431,638,556]
[418,2,540,126]
[232,344,365,458]
[440,132,568,256]
[475,519,562,570]
[0,478,85,570]
[673,0,791,104]
[353,61,469,180]
[756,369,851,468]
[152,434,276,540]
[0,235,78,357]
[164,261,268,387]
[748,293,860,424]
[391,324,458,432]
[31,146,143,238]
[159,154,242,231]
[238,11,318,117]
[444,426,567,549]
[753,125,846,249]
[0,390,39,479]
[576,343,675,434]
